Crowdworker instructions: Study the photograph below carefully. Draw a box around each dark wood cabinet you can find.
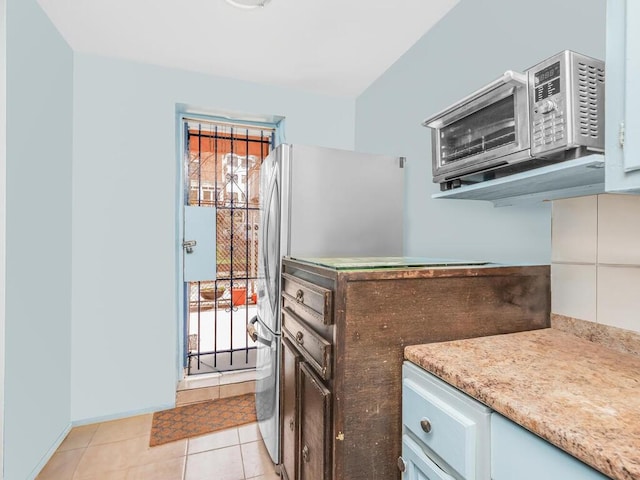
[299,363,332,480]
[279,257,551,480]
[281,337,301,480]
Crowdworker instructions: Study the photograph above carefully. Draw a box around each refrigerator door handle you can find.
[246,323,259,342]
[262,164,281,325]
[247,319,272,347]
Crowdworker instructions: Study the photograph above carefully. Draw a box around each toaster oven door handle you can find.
[501,70,527,87]
[422,69,527,127]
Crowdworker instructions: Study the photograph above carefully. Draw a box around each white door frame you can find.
[175,111,282,381]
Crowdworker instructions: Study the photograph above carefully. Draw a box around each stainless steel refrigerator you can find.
[248,143,404,464]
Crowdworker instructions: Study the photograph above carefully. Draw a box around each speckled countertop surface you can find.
[405,328,640,480]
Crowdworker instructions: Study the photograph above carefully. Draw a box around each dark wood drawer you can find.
[283,306,332,381]
[282,273,333,326]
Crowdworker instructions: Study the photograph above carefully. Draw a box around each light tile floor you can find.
[36,414,279,480]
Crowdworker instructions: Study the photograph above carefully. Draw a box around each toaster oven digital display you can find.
[534,61,560,85]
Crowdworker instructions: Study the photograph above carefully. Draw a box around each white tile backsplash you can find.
[598,194,640,265]
[551,264,597,322]
[597,266,640,332]
[552,196,598,263]
[551,194,640,334]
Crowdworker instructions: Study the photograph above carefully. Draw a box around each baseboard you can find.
[31,403,176,478]
[28,423,72,480]
[71,402,175,427]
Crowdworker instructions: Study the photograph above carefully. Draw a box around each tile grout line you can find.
[238,434,248,480]
[69,423,100,480]
[182,440,189,480]
[51,418,259,479]
[69,446,87,480]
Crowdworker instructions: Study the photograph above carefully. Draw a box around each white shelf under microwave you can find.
[431,154,605,207]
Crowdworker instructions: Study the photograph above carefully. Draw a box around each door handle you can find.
[246,323,272,347]
[247,324,258,342]
[182,240,197,254]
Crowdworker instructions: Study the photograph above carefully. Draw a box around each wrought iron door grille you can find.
[184,118,273,375]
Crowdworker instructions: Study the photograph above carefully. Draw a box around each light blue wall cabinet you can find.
[605,0,640,193]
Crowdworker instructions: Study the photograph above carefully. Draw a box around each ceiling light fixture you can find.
[224,0,272,9]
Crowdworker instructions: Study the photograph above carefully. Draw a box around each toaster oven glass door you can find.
[441,95,516,163]
[432,81,530,182]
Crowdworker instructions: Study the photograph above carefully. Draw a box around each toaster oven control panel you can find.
[534,62,561,101]
[531,61,565,151]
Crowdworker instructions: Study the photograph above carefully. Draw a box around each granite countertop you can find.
[405,328,640,480]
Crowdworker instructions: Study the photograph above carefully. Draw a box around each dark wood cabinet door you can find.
[299,363,332,480]
[281,337,301,480]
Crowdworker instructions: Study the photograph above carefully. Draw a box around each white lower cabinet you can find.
[401,434,455,480]
[491,413,609,480]
[401,362,610,480]
[401,362,491,480]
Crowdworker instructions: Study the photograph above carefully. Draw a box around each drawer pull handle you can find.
[302,445,310,463]
[397,456,407,473]
[420,418,432,433]
[295,289,305,303]
[295,331,304,345]
[289,418,295,431]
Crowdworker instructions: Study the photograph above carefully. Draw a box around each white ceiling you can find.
[37,0,459,98]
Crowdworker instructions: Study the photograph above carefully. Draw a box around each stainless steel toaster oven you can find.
[423,50,605,190]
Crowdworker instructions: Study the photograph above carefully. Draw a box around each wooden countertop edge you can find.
[283,257,550,282]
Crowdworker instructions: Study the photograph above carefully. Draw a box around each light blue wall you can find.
[0,0,6,476]
[71,54,355,421]
[5,0,73,477]
[3,1,607,476]
[355,0,606,264]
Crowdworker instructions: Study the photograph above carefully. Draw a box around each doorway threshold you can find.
[176,368,256,406]
[178,368,255,390]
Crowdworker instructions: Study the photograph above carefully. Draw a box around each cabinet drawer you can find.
[402,362,491,480]
[283,306,332,380]
[282,273,333,326]
[401,434,454,480]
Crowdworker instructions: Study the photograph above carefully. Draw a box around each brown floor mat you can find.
[149,393,256,446]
